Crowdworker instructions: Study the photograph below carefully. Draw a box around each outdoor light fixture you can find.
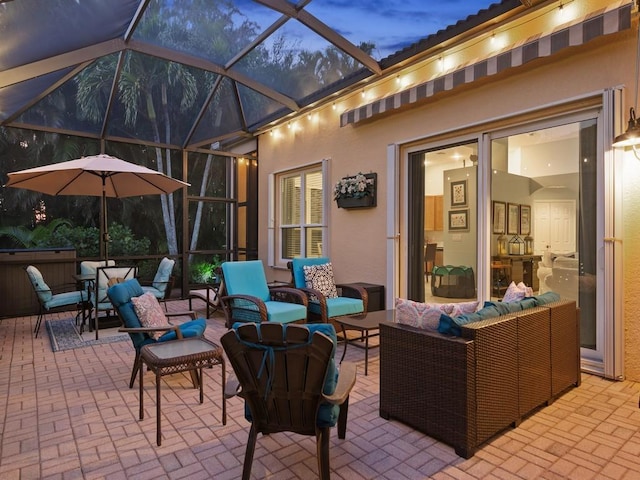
[613,2,640,159]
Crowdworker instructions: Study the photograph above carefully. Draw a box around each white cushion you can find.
[395,298,479,331]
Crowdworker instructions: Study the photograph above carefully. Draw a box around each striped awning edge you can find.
[340,2,632,127]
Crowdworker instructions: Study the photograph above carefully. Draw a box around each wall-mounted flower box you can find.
[334,172,377,209]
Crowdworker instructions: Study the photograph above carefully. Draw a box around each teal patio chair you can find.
[221,322,356,480]
[141,257,175,310]
[219,260,308,328]
[289,257,368,326]
[25,265,88,338]
[107,278,207,388]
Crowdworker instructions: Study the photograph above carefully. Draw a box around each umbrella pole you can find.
[102,187,108,263]
[98,179,108,341]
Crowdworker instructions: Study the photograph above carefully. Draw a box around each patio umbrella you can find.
[4,154,189,261]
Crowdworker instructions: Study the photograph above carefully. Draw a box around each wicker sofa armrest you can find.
[379,321,477,458]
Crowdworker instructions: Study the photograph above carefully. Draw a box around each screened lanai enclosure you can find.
[0,0,521,296]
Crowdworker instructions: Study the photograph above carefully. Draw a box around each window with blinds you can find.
[279,166,324,260]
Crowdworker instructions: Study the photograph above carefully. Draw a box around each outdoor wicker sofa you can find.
[379,299,580,458]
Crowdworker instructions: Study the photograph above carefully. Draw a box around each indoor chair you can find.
[424,243,437,283]
[25,265,89,338]
[221,322,356,480]
[219,260,307,328]
[107,278,208,388]
[140,257,175,310]
[289,257,367,326]
[91,265,138,338]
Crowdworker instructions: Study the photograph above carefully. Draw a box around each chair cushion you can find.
[141,285,163,299]
[25,265,52,303]
[264,300,308,324]
[152,257,175,292]
[308,296,363,317]
[44,290,86,310]
[533,291,561,305]
[303,262,338,298]
[158,318,207,342]
[291,257,330,288]
[222,260,270,302]
[131,292,169,339]
[109,279,207,348]
[395,298,454,330]
[438,304,501,336]
[502,281,533,303]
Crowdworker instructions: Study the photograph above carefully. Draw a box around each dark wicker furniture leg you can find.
[139,338,226,446]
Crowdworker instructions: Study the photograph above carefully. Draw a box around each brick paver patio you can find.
[1,299,640,479]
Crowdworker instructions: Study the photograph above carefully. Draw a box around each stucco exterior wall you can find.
[258,18,640,379]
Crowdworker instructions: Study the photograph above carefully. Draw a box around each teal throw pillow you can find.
[533,291,561,305]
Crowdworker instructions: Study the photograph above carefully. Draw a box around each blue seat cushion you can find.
[158,318,206,342]
[44,290,87,310]
[533,291,561,305]
[438,304,501,336]
[265,300,307,323]
[152,257,175,292]
[308,296,364,317]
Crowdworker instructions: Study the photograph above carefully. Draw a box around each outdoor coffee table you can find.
[335,309,394,376]
[139,337,226,446]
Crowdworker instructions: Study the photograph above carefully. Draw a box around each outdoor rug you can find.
[45,318,129,352]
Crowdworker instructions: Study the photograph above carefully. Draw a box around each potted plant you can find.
[333,172,377,209]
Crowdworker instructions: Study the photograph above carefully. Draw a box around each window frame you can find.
[268,160,328,268]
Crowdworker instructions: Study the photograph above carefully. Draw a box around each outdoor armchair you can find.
[25,265,89,338]
[289,257,368,326]
[107,278,207,388]
[219,260,307,328]
[221,322,356,480]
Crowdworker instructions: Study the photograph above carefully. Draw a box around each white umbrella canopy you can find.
[4,154,190,260]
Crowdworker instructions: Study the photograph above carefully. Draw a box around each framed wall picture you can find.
[448,209,469,231]
[450,180,467,207]
[507,203,520,235]
[492,201,506,234]
[520,204,531,236]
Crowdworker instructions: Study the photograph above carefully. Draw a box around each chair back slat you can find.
[222,323,334,436]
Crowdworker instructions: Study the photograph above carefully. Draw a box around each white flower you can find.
[334,172,374,200]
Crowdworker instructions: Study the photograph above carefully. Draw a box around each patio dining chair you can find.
[91,265,138,338]
[107,278,208,388]
[219,260,308,328]
[221,322,356,480]
[140,257,175,310]
[25,265,89,338]
[288,257,368,327]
